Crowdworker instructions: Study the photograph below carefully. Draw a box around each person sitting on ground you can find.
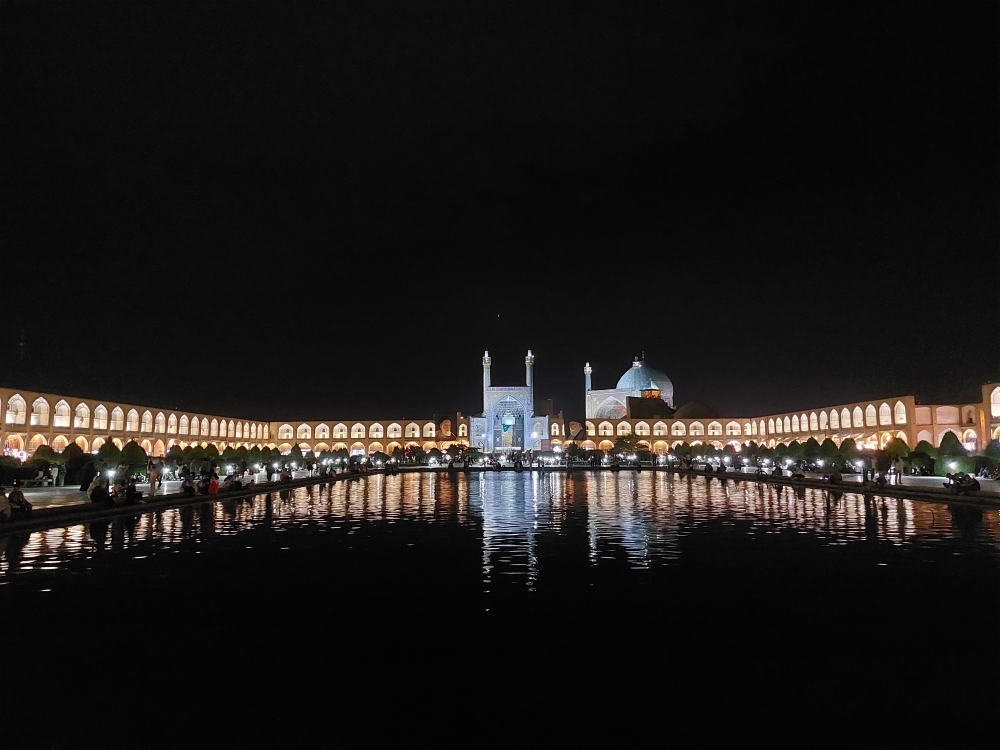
[790,464,806,480]
[715,463,726,473]
[771,465,783,477]
[828,464,842,484]
[7,482,31,517]
[91,479,113,506]
[86,473,101,499]
[0,489,11,521]
[125,478,143,505]
[181,475,196,497]
[208,474,219,495]
[944,472,980,495]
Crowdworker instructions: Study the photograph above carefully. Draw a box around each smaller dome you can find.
[673,401,719,419]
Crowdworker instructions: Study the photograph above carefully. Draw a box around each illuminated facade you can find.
[468,350,555,454]
[0,387,468,459]
[585,358,675,418]
[2,366,997,460]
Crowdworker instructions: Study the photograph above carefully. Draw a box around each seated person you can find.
[715,463,726,473]
[125,479,143,505]
[90,479,113,505]
[181,475,196,497]
[197,477,210,495]
[0,490,11,521]
[7,483,31,517]
[220,476,235,493]
[771,465,783,477]
[827,464,842,484]
[790,465,806,480]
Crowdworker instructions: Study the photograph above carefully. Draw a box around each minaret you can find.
[583,362,593,393]
[482,350,491,415]
[525,349,535,417]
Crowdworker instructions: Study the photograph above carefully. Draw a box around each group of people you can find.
[0,482,32,520]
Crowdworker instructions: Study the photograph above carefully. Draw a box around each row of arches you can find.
[582,402,912,441]
[277,422,437,440]
[3,394,267,439]
[767,402,907,436]
[4,433,275,457]
[276,441,449,456]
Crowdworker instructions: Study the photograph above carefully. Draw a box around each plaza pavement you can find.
[5,467,996,512]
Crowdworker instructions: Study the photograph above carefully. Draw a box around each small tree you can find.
[613,434,641,454]
[883,437,910,460]
[819,438,839,459]
[839,438,859,460]
[937,431,966,457]
[119,441,148,478]
[96,441,122,470]
[985,439,1000,460]
[166,444,185,465]
[914,440,938,459]
[802,437,821,460]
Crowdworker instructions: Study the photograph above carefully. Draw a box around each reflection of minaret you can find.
[525,349,535,417]
[482,350,491,415]
[584,362,592,417]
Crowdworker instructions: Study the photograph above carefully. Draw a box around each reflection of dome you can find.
[673,401,718,419]
[616,359,673,405]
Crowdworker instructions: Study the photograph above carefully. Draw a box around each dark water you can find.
[2,471,998,749]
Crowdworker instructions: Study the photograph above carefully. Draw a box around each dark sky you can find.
[2,1,997,422]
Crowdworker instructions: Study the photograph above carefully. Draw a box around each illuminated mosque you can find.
[468,350,552,454]
[1,350,999,460]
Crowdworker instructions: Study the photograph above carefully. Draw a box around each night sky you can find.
[2,1,997,422]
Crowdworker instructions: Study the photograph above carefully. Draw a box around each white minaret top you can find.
[583,361,593,392]
[525,349,535,417]
[482,351,492,415]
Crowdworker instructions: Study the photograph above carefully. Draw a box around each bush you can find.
[984,439,1000,460]
[883,437,910,460]
[935,455,975,476]
[937,431,966,457]
[906,451,935,474]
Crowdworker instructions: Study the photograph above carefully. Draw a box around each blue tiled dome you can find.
[616,359,674,406]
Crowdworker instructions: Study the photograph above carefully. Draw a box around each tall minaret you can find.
[525,349,535,417]
[583,362,593,393]
[482,350,491,415]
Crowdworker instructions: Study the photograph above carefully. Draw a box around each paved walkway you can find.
[1,471,315,510]
[5,468,997,512]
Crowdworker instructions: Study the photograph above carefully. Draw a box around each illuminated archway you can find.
[75,436,90,452]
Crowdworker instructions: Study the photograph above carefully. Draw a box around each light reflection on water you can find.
[2,472,999,586]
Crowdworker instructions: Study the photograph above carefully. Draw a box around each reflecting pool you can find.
[2,472,998,749]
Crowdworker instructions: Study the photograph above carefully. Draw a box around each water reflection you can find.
[1,472,999,588]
